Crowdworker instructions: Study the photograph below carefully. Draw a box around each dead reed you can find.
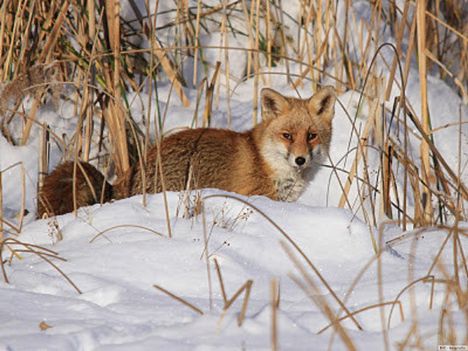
[0,0,466,349]
[0,237,81,294]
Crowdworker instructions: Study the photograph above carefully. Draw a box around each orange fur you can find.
[37,161,113,217]
[37,87,336,217]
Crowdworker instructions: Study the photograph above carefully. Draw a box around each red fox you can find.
[37,87,336,217]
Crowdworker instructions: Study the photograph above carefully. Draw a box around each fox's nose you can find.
[295,157,306,166]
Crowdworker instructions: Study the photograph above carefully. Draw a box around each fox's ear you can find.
[308,86,336,121]
[261,88,290,119]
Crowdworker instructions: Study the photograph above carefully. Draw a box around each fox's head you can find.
[258,86,336,174]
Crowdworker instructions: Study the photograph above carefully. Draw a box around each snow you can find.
[1,192,466,349]
[1,0,467,350]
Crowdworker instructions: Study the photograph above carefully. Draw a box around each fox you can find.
[37,86,336,218]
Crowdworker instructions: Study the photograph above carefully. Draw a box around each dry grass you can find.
[0,237,81,294]
[0,0,466,349]
[153,283,204,315]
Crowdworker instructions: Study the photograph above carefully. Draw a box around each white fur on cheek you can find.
[261,139,290,171]
[260,139,306,201]
[311,144,329,165]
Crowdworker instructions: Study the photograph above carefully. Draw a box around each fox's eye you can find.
[282,132,292,141]
[307,132,317,141]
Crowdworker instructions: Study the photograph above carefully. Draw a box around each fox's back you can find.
[123,128,275,198]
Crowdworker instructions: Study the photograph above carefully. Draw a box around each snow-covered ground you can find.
[1,0,467,350]
[1,192,465,350]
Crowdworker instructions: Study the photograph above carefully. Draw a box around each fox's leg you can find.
[275,176,305,202]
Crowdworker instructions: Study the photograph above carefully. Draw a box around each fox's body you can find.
[116,128,278,200]
[37,87,335,217]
